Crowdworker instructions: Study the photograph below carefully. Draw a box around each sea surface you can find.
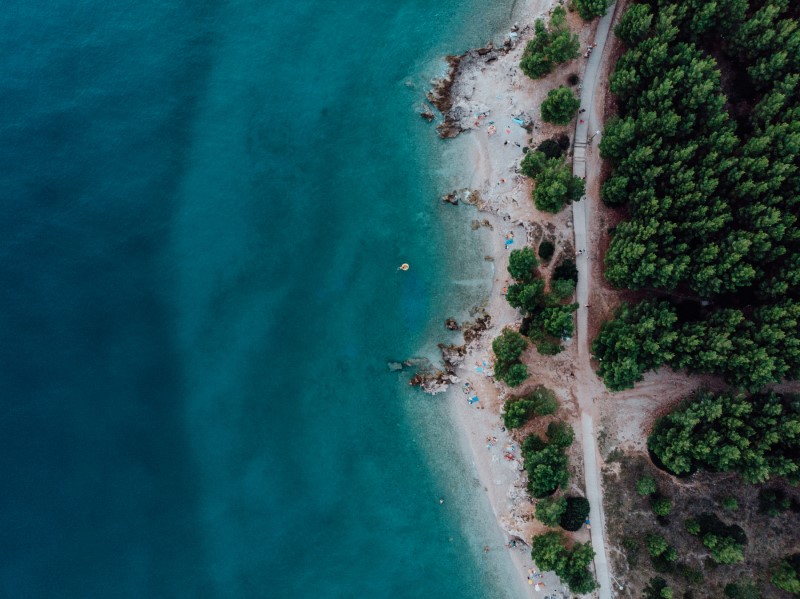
[0,1,527,597]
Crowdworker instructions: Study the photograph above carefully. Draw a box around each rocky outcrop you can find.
[462,311,492,345]
[441,191,458,205]
[445,318,460,331]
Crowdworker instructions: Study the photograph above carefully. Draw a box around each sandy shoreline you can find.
[421,1,604,596]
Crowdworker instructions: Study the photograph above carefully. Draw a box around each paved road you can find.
[572,4,617,599]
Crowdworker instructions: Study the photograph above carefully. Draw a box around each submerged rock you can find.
[441,191,458,205]
[445,318,460,331]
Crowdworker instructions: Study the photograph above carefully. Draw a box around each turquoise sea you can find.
[0,1,527,597]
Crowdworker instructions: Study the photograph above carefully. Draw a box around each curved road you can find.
[572,4,617,598]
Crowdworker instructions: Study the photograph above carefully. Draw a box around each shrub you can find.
[636,475,657,496]
[536,496,567,527]
[704,533,744,564]
[684,518,700,535]
[504,363,529,387]
[541,86,581,125]
[643,577,672,599]
[520,150,548,178]
[502,386,558,428]
[530,532,596,594]
[552,278,576,300]
[533,160,584,213]
[772,555,800,594]
[538,240,555,261]
[574,0,608,20]
[556,134,570,151]
[722,497,739,511]
[646,534,669,558]
[724,581,761,599]
[758,488,790,516]
[560,496,590,531]
[652,496,672,517]
[520,8,580,79]
[536,339,563,355]
[508,247,539,282]
[547,420,575,448]
[567,73,580,86]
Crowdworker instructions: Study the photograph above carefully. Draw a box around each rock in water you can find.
[445,318,460,331]
[441,191,458,206]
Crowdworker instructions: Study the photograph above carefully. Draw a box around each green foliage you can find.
[508,247,539,283]
[520,150,548,178]
[644,577,672,599]
[520,8,580,79]
[536,138,563,159]
[646,534,669,558]
[648,389,800,483]
[530,532,596,594]
[614,4,653,45]
[533,159,584,213]
[538,240,555,261]
[504,363,529,387]
[536,339,563,355]
[721,497,739,511]
[559,496,590,531]
[758,488,790,516]
[553,259,577,283]
[574,0,608,20]
[502,385,559,429]
[522,421,573,497]
[772,555,800,594]
[535,496,567,527]
[541,86,580,125]
[651,496,672,517]
[546,420,575,448]
[592,301,678,391]
[636,475,657,496]
[542,303,578,338]
[506,280,545,312]
[704,533,745,564]
[593,0,800,393]
[551,278,575,300]
[724,580,762,599]
[492,329,529,387]
[684,518,700,536]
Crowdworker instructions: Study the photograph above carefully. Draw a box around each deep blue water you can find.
[0,1,524,597]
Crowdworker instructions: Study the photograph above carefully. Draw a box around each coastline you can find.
[419,1,603,595]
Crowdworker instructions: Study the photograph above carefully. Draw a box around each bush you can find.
[556,134,570,151]
[533,160,584,213]
[722,497,739,511]
[520,150,548,178]
[530,532,596,594]
[536,496,567,527]
[502,386,558,428]
[536,339,563,355]
[553,259,578,282]
[560,496,590,531]
[547,420,575,448]
[551,278,576,300]
[684,518,700,536]
[504,363,529,387]
[652,496,672,517]
[758,488,790,516]
[772,555,800,594]
[567,73,580,86]
[574,0,609,20]
[614,4,653,45]
[644,577,673,599]
[508,247,539,282]
[541,86,581,125]
[520,8,580,79]
[636,475,657,496]
[538,240,555,261]
[724,581,761,599]
[704,533,744,564]
[646,534,669,558]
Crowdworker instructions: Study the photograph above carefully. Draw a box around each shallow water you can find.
[0,1,526,596]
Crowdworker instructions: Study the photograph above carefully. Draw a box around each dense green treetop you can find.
[541,86,580,125]
[520,8,580,79]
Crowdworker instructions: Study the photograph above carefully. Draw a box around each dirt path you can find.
[571,4,618,598]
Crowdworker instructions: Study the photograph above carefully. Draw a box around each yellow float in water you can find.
[398,263,409,271]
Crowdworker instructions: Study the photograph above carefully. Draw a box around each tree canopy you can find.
[520,8,580,79]
[541,86,580,125]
